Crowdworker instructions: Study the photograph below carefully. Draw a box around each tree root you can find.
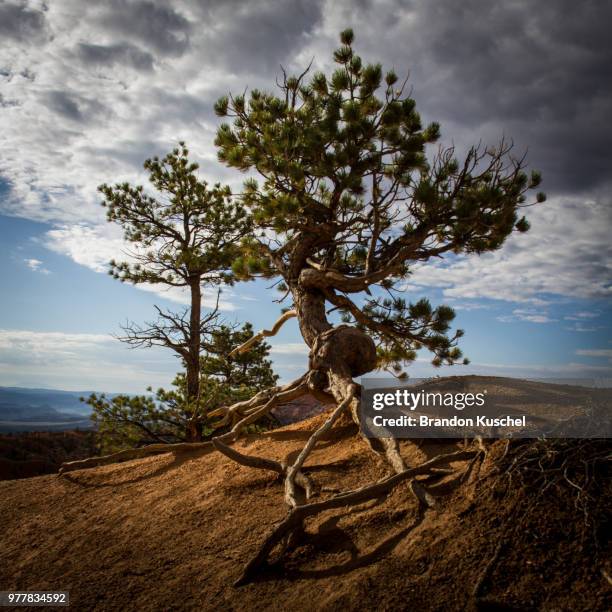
[360,430,436,508]
[208,374,307,429]
[284,385,357,507]
[58,348,481,589]
[472,537,505,599]
[58,441,214,474]
[212,438,316,502]
[235,448,477,586]
[218,378,310,444]
[58,374,309,475]
[212,437,285,474]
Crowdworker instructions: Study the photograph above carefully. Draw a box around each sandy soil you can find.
[0,377,610,611]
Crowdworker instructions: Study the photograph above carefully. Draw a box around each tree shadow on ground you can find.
[244,505,426,584]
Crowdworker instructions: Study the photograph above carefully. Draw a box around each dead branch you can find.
[228,309,297,357]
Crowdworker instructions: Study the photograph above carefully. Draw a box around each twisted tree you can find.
[61,29,545,583]
[210,28,544,577]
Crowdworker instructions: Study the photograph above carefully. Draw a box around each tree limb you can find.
[228,310,297,357]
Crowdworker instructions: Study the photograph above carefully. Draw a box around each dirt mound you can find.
[0,388,610,611]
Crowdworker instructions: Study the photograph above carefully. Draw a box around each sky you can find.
[0,0,611,392]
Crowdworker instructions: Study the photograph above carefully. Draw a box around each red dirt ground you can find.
[0,378,610,611]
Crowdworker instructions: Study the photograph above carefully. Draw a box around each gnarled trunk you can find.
[293,288,331,346]
[292,285,377,406]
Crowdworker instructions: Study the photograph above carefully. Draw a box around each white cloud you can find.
[0,329,175,392]
[576,349,612,359]
[24,257,50,274]
[407,197,612,303]
[24,257,42,270]
[269,342,309,355]
[564,311,600,321]
[0,0,610,315]
[565,323,601,333]
[44,223,236,310]
[0,329,113,353]
[447,301,491,311]
[497,308,555,324]
[0,0,318,226]
[45,224,121,272]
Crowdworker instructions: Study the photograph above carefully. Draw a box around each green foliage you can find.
[87,324,278,453]
[100,142,250,288]
[214,29,545,372]
[99,143,255,438]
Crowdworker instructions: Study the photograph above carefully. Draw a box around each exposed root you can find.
[285,385,357,507]
[236,448,477,586]
[368,434,436,508]
[208,374,307,429]
[382,437,436,508]
[59,375,310,476]
[460,448,486,485]
[228,309,297,358]
[212,438,284,474]
[212,438,316,502]
[58,441,213,474]
[218,378,310,444]
[472,536,506,599]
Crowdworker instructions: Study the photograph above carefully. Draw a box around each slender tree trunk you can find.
[186,279,203,442]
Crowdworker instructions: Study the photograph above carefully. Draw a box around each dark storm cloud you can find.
[0,1,47,42]
[192,0,323,72]
[384,0,612,194]
[97,0,192,57]
[45,90,108,123]
[77,42,155,72]
[46,90,83,121]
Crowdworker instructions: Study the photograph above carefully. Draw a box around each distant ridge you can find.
[0,386,95,433]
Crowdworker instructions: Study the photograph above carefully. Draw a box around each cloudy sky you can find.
[0,0,611,392]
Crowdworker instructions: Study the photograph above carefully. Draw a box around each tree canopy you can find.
[214,28,544,375]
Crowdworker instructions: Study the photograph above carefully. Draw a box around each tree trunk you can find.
[186,279,202,442]
[292,286,377,407]
[293,288,331,346]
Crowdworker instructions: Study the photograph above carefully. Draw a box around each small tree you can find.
[99,143,251,441]
[86,323,278,452]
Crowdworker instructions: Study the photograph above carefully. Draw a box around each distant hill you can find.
[0,386,97,433]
